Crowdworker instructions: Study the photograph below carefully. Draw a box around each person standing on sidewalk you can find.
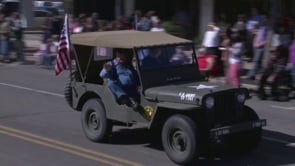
[246,15,269,80]
[11,12,24,63]
[256,45,289,100]
[202,22,222,77]
[0,14,11,63]
[226,29,244,87]
[202,22,220,58]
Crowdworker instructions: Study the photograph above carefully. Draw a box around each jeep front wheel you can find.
[162,114,199,165]
[81,99,112,142]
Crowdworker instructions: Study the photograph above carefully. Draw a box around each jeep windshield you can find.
[136,43,203,90]
[137,44,195,70]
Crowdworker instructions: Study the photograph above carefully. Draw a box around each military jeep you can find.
[65,30,266,165]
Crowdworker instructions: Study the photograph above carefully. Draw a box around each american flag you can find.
[55,14,71,76]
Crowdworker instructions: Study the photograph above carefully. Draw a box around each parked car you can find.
[65,30,267,165]
[33,9,49,28]
[33,8,63,29]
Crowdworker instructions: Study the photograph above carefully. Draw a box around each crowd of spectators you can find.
[36,7,294,100]
[199,7,294,100]
[1,7,292,100]
[0,11,25,64]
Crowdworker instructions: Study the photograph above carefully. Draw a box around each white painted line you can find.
[263,136,295,148]
[287,143,295,148]
[271,105,295,111]
[0,82,64,98]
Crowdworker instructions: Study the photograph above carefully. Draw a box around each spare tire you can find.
[64,79,73,108]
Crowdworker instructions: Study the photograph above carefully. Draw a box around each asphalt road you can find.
[0,63,294,166]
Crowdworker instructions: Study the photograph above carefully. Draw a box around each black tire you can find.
[226,106,262,152]
[162,114,199,165]
[81,98,112,142]
[64,79,73,108]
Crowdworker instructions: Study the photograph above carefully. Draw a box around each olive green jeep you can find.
[65,30,266,165]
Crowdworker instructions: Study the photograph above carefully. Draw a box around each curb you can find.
[209,77,258,90]
[24,55,35,63]
[24,29,43,35]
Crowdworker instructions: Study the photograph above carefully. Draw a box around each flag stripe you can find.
[55,14,71,76]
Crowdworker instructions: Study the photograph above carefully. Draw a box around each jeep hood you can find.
[144,82,237,105]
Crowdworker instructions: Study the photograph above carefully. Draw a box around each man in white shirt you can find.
[202,22,223,76]
[203,23,220,55]
[202,22,220,56]
[150,19,165,32]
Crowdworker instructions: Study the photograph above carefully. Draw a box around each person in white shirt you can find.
[202,22,220,56]
[202,22,223,76]
[150,19,165,32]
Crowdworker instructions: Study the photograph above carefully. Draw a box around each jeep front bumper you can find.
[210,119,267,139]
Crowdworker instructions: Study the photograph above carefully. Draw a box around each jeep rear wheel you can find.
[64,79,73,108]
[226,106,262,152]
[162,114,199,165]
[81,99,112,142]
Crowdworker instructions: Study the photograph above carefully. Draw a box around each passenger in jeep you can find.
[99,49,141,110]
[169,45,191,65]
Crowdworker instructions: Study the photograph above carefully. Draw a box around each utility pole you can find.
[64,0,73,15]
[21,0,33,28]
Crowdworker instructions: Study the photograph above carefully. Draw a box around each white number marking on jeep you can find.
[179,92,196,101]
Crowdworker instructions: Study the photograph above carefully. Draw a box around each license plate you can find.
[211,119,267,138]
[252,120,267,128]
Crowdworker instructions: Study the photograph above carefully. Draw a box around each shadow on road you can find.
[108,128,295,165]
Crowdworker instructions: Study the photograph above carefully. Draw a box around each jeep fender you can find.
[148,102,200,130]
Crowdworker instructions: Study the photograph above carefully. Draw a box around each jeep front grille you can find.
[211,91,242,126]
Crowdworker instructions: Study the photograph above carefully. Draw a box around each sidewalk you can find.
[209,61,295,100]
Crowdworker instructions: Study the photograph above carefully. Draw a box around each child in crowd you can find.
[196,48,216,80]
[34,38,48,65]
[226,29,244,87]
[42,37,57,67]
[34,37,57,67]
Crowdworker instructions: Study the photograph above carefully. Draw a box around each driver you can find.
[99,49,141,110]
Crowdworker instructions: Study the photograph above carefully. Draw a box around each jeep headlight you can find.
[205,96,215,109]
[237,92,246,103]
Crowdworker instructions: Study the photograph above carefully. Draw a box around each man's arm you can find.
[99,62,112,79]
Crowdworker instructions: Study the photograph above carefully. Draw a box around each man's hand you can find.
[103,63,112,71]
